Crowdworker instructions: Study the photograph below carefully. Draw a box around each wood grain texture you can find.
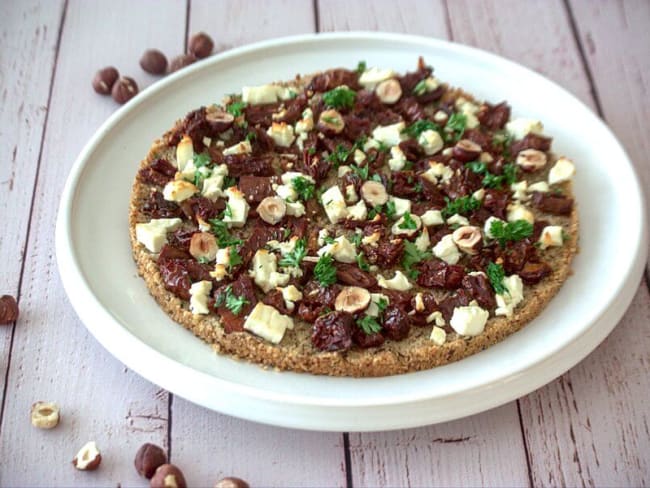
[318,0,448,35]
[348,404,530,487]
[0,0,186,485]
[168,3,345,488]
[520,281,650,487]
[0,0,64,401]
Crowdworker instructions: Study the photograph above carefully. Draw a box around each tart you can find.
[129,58,578,377]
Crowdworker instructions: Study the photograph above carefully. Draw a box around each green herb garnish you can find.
[385,200,397,220]
[226,101,247,117]
[228,246,242,271]
[466,161,518,189]
[489,219,534,247]
[402,119,440,139]
[487,261,508,295]
[376,297,389,313]
[445,112,467,141]
[326,144,353,166]
[245,131,257,142]
[398,211,418,230]
[223,175,237,189]
[357,315,382,335]
[292,176,316,201]
[356,60,367,74]
[412,79,428,96]
[441,196,481,219]
[278,238,306,268]
[322,86,357,110]
[492,130,514,158]
[314,254,337,286]
[356,252,370,271]
[401,240,432,279]
[350,164,369,180]
[193,152,211,168]
[223,203,233,219]
[349,233,363,247]
[216,285,249,315]
[209,219,243,247]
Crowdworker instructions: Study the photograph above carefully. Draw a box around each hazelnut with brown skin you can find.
[169,53,197,73]
[92,66,119,95]
[150,464,187,488]
[188,32,214,59]
[215,477,250,488]
[140,49,168,75]
[72,441,102,471]
[0,295,19,325]
[111,77,139,104]
[134,443,168,479]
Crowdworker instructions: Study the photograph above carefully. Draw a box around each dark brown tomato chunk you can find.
[284,217,310,239]
[297,282,341,323]
[363,239,404,267]
[482,189,510,220]
[336,264,377,288]
[409,292,439,327]
[477,102,511,130]
[519,261,552,285]
[462,273,496,310]
[262,290,294,316]
[398,139,423,162]
[276,93,309,124]
[352,327,386,348]
[530,192,574,215]
[142,191,183,219]
[158,259,192,300]
[238,175,273,204]
[416,260,464,289]
[300,153,331,183]
[380,290,412,311]
[311,311,354,352]
[462,129,491,152]
[419,177,447,208]
[166,229,196,251]
[223,154,274,177]
[137,158,177,186]
[243,103,279,127]
[382,306,411,341]
[511,133,552,154]
[394,96,425,123]
[397,56,433,93]
[214,275,257,333]
[342,114,371,141]
[438,289,472,322]
[499,241,538,274]
[308,69,361,93]
[390,171,420,199]
[238,224,284,268]
[180,196,221,223]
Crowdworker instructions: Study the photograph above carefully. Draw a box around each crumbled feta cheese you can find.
[417,129,444,155]
[388,146,407,171]
[389,196,411,217]
[538,225,564,249]
[495,275,525,317]
[548,157,576,185]
[266,122,295,147]
[392,214,422,236]
[366,293,390,317]
[345,184,358,204]
[420,209,444,226]
[295,131,308,151]
[135,218,182,253]
[484,216,505,239]
[275,183,298,202]
[430,326,447,345]
[353,149,366,165]
[363,138,381,152]
[277,86,298,101]
[338,165,352,177]
[473,188,486,201]
[242,84,280,105]
[176,135,194,171]
[427,311,445,326]
[372,122,407,147]
[285,201,306,217]
[281,171,314,186]
[223,139,252,156]
[243,302,293,344]
[321,185,349,224]
[223,187,250,227]
[295,108,314,134]
[279,284,303,312]
[359,67,396,90]
[511,180,528,201]
[446,213,470,227]
[505,118,544,140]
[450,301,489,336]
[189,280,212,315]
[162,180,198,202]
[433,234,461,264]
[414,228,431,252]
[414,292,425,312]
[347,200,367,221]
[250,249,290,292]
[317,229,329,246]
[318,235,356,263]
[421,162,453,184]
[455,98,480,129]
[506,203,535,224]
[266,237,297,256]
[201,174,225,200]
[377,270,413,291]
[528,181,550,193]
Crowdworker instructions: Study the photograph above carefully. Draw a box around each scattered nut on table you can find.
[169,53,197,73]
[0,295,19,325]
[188,31,214,59]
[134,442,168,479]
[150,464,186,488]
[30,401,60,429]
[214,476,250,488]
[140,49,168,75]
[111,76,139,104]
[92,66,119,95]
[72,441,102,471]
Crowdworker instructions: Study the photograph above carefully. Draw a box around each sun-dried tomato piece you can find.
[311,311,354,351]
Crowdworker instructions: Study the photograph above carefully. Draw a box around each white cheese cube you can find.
[455,98,480,129]
[201,173,226,200]
[162,180,198,202]
[345,184,358,203]
[505,118,544,140]
[275,183,298,202]
[135,218,182,253]
[266,237,297,256]
[267,122,295,147]
[189,280,212,315]
[484,216,505,239]
[528,181,550,193]
[372,122,407,147]
[538,225,564,250]
[359,67,396,90]
[317,229,329,246]
[426,311,445,326]
[388,146,407,171]
[250,249,289,292]
[243,302,294,344]
[285,201,306,217]
[279,284,303,312]
[430,326,447,346]
[377,270,413,291]
[473,188,486,201]
[176,135,194,171]
[433,234,461,265]
[548,157,576,185]
[296,131,308,151]
[392,214,422,236]
[223,187,250,228]
[242,84,280,105]
[223,140,252,156]
[347,200,367,221]
[366,293,390,317]
[495,275,525,317]
[414,228,431,252]
[417,129,444,155]
[337,165,352,177]
[276,86,298,101]
[420,209,444,226]
[353,149,366,165]
[389,196,411,217]
[446,213,470,227]
[363,138,381,152]
[507,203,535,225]
[321,185,349,224]
[449,301,489,336]
[281,171,314,185]
[421,162,453,184]
[318,235,356,263]
[511,181,528,201]
[295,108,314,134]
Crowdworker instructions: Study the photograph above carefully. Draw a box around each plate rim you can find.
[56,32,648,427]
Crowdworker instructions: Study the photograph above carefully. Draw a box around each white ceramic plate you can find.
[56,32,647,432]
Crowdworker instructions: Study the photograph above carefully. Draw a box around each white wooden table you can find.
[1,1,649,486]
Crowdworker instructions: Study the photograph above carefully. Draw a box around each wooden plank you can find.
[348,404,530,487]
[169,3,346,487]
[520,281,650,487]
[0,0,64,401]
[318,0,448,35]
[0,0,186,485]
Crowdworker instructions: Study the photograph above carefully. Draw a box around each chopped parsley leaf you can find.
[401,240,432,279]
[350,163,369,180]
[216,285,249,315]
[356,252,370,271]
[466,161,518,189]
[197,256,211,264]
[356,60,367,74]
[193,152,211,168]
[223,203,233,219]
[487,261,508,295]
[466,161,487,174]
[357,315,382,335]
[292,176,316,201]
[489,219,534,247]
[402,119,440,139]
[223,175,237,189]
[398,211,418,230]
[492,130,515,158]
[444,112,467,142]
[326,144,353,166]
[323,235,336,245]
[228,246,242,271]
[314,254,337,286]
[385,200,397,220]
[282,228,292,240]
[322,86,357,110]
[278,238,306,268]
[376,297,389,313]
[349,233,363,247]
[370,173,383,183]
[441,195,481,219]
[226,101,247,117]
[321,115,339,125]
[307,147,316,155]
[245,131,257,142]
[367,205,382,220]
[209,219,243,247]
[412,79,428,96]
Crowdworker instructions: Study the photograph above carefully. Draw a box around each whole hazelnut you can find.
[150,464,186,488]
[111,76,139,104]
[30,401,60,429]
[215,477,250,488]
[169,53,197,73]
[135,443,167,479]
[92,66,119,95]
[140,49,168,75]
[0,295,19,325]
[72,441,102,471]
[188,32,214,59]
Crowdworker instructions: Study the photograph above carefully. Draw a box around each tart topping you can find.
[162,180,198,202]
[451,226,482,255]
[243,302,293,344]
[548,157,576,185]
[516,148,547,171]
[360,180,389,206]
[449,300,489,336]
[189,280,212,315]
[377,270,413,291]
[538,225,565,249]
[135,218,182,252]
[375,78,402,104]
[334,286,371,314]
[257,196,287,225]
[189,232,218,261]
